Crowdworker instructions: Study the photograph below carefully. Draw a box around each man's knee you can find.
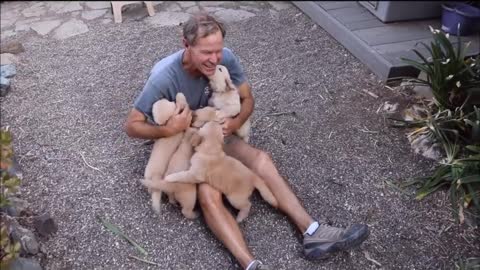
[198,184,223,210]
[253,149,272,170]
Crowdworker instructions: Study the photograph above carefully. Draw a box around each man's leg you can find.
[198,183,256,269]
[223,137,313,232]
[223,136,369,260]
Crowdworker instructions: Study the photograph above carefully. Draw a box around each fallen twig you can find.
[361,89,379,98]
[79,152,102,172]
[364,251,382,267]
[96,215,148,256]
[128,255,160,266]
[359,126,380,134]
[264,111,296,117]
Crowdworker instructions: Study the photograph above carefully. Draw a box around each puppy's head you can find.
[198,121,224,144]
[192,106,221,128]
[207,65,236,93]
[152,99,176,125]
[175,92,189,112]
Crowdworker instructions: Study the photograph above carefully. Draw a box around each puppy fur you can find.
[207,65,252,143]
[142,121,278,222]
[144,92,192,215]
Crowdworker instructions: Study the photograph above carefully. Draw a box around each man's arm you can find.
[124,107,192,140]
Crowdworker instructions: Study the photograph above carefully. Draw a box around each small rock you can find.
[11,224,39,255]
[0,41,25,54]
[409,133,443,161]
[1,53,18,65]
[8,257,43,270]
[0,76,11,97]
[33,213,58,237]
[1,64,16,78]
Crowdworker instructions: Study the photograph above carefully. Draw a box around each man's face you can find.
[187,31,224,77]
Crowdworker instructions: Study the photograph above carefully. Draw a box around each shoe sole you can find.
[304,224,370,260]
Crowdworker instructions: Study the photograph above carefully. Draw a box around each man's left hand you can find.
[221,117,240,137]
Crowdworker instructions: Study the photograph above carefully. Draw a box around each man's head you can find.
[182,13,226,77]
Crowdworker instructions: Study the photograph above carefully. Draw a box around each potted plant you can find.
[441,2,480,36]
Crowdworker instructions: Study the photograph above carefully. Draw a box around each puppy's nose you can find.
[218,67,222,72]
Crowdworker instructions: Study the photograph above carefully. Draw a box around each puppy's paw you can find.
[183,209,200,219]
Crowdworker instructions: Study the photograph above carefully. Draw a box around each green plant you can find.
[455,256,480,270]
[399,26,479,111]
[390,106,480,221]
[0,128,21,267]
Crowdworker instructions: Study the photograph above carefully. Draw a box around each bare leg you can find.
[224,136,314,233]
[198,183,255,269]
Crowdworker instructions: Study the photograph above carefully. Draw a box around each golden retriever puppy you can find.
[207,65,252,143]
[151,127,199,219]
[142,121,278,222]
[191,106,222,128]
[144,92,188,214]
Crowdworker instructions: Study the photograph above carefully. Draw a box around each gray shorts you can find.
[224,134,241,145]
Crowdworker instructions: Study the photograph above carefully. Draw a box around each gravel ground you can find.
[1,5,479,270]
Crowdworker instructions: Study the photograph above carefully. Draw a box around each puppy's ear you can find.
[190,132,203,147]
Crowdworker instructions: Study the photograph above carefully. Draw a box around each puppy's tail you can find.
[142,179,169,214]
[252,175,278,208]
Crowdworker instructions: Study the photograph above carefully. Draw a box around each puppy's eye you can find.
[219,67,222,72]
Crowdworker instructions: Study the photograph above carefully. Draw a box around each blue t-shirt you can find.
[134,47,247,122]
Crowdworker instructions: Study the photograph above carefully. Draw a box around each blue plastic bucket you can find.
[441,3,480,35]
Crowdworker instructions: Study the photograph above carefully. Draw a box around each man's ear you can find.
[183,38,189,48]
[190,132,203,147]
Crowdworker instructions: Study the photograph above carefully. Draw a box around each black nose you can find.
[218,67,222,72]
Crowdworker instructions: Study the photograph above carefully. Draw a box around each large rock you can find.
[146,12,191,27]
[213,9,256,22]
[0,41,25,54]
[85,1,111,10]
[0,76,11,97]
[81,10,107,20]
[1,64,16,78]
[11,224,39,255]
[30,20,63,36]
[53,19,89,40]
[33,212,58,237]
[8,257,43,270]
[22,3,47,17]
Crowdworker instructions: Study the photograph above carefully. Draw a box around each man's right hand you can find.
[165,106,192,135]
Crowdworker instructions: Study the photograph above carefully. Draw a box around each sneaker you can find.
[247,260,271,270]
[303,223,369,260]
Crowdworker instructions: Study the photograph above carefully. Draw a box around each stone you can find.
[1,30,17,40]
[81,9,107,20]
[15,18,41,32]
[198,1,229,7]
[1,18,17,29]
[33,212,58,237]
[0,41,25,54]
[268,1,292,11]
[0,77,11,97]
[213,9,256,22]
[1,53,18,65]
[146,11,191,27]
[177,1,196,8]
[164,2,182,12]
[22,4,47,17]
[4,197,28,217]
[30,20,62,36]
[55,2,83,13]
[8,257,43,270]
[186,6,201,13]
[409,133,443,161]
[1,64,16,78]
[85,1,111,10]
[53,19,89,40]
[11,224,39,255]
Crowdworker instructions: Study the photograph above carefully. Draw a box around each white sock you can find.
[246,260,260,270]
[304,221,320,236]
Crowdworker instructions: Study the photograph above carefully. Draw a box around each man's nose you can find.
[209,53,218,64]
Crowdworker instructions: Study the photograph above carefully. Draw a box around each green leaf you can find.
[96,215,148,257]
[458,175,480,184]
[416,181,449,200]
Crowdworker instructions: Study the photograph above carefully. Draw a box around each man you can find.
[125,13,369,270]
